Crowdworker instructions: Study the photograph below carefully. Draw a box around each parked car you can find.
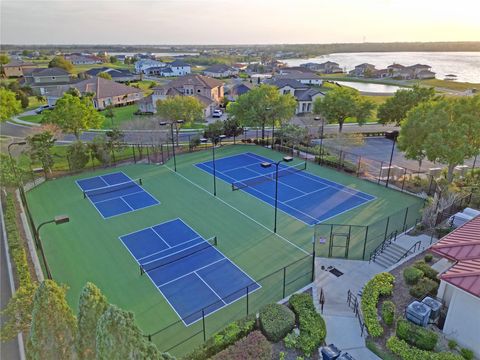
[34,104,54,114]
[212,109,223,118]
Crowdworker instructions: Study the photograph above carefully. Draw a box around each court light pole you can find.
[385,131,399,188]
[200,135,226,196]
[260,156,293,233]
[314,117,324,163]
[35,215,70,280]
[159,120,184,172]
[7,141,27,186]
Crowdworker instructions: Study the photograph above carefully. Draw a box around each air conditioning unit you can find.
[422,296,442,322]
[449,212,474,228]
[321,344,341,360]
[462,208,480,218]
[406,301,431,327]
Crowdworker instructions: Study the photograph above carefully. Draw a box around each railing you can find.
[396,240,422,263]
[318,287,325,314]
[369,230,398,263]
[347,290,368,337]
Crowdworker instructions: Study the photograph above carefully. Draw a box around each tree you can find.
[98,72,112,80]
[227,84,297,139]
[313,87,375,132]
[156,96,204,144]
[275,124,309,147]
[77,283,108,360]
[27,280,77,360]
[15,89,29,108]
[203,121,224,143]
[88,136,111,165]
[398,96,480,182]
[377,85,436,125]
[48,56,74,72]
[0,284,37,341]
[26,131,56,177]
[0,88,22,121]
[0,53,10,75]
[96,304,173,360]
[43,93,104,139]
[222,117,243,143]
[104,105,115,127]
[67,141,90,170]
[110,56,118,63]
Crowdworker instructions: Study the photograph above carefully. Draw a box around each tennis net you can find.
[140,236,217,275]
[232,162,307,191]
[83,178,143,198]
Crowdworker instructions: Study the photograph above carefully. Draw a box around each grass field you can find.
[26,144,423,355]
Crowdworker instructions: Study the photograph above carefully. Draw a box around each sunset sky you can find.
[1,0,480,44]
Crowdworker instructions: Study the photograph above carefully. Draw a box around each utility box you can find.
[321,344,341,360]
[453,165,469,177]
[406,301,431,327]
[429,168,442,178]
[422,296,442,322]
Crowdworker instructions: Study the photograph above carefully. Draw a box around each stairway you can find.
[371,243,410,268]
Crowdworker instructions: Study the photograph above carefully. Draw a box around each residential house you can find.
[138,74,224,117]
[349,63,377,77]
[46,76,143,110]
[168,60,191,76]
[225,82,254,101]
[1,59,36,78]
[232,63,248,71]
[84,67,139,82]
[300,61,343,74]
[278,67,317,75]
[267,79,324,114]
[387,63,436,80]
[135,59,165,74]
[65,54,103,65]
[273,71,323,86]
[203,64,239,78]
[23,67,74,95]
[430,216,480,359]
[373,68,391,78]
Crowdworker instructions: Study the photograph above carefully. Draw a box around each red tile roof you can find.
[431,216,480,298]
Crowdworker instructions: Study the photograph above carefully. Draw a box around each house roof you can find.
[275,72,322,80]
[29,67,70,77]
[388,64,405,69]
[355,63,376,68]
[85,67,133,78]
[204,64,234,73]
[431,215,480,298]
[280,67,317,74]
[267,78,308,89]
[294,88,325,101]
[4,59,35,67]
[169,60,189,67]
[408,64,431,69]
[155,74,223,90]
[51,76,143,99]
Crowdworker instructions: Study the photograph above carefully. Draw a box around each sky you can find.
[1,0,480,45]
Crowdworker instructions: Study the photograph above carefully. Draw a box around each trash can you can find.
[321,344,341,360]
[338,352,356,360]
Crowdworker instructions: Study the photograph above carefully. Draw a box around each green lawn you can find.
[25,144,423,356]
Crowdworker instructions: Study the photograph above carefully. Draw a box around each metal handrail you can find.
[396,240,422,263]
[369,230,398,263]
[347,290,368,337]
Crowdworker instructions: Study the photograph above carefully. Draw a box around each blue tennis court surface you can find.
[196,152,375,226]
[76,172,159,218]
[120,218,260,325]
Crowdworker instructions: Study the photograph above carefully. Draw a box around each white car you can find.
[212,109,223,118]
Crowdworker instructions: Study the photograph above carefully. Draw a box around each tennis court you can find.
[196,152,376,225]
[119,218,260,325]
[76,171,159,218]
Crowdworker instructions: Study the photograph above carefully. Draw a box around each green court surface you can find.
[26,144,423,355]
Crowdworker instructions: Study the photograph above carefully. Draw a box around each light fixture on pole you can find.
[260,156,293,233]
[200,134,226,196]
[159,120,184,172]
[35,215,70,280]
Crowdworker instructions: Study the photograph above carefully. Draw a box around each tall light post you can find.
[260,156,293,233]
[7,141,27,186]
[35,215,70,280]
[385,130,399,188]
[159,120,184,172]
[314,117,324,163]
[200,134,226,196]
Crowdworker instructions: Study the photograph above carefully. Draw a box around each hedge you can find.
[289,293,326,356]
[361,272,395,337]
[183,315,256,360]
[403,267,424,285]
[413,261,439,282]
[409,278,439,299]
[386,336,463,360]
[3,193,32,287]
[396,319,438,351]
[259,303,295,342]
[381,301,396,326]
[212,331,272,360]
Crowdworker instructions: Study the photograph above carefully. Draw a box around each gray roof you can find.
[204,64,234,73]
[169,59,189,67]
[275,72,322,81]
[266,79,308,89]
[85,67,133,77]
[30,67,70,77]
[294,88,324,101]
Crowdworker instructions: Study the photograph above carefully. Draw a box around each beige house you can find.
[23,67,74,95]
[2,59,36,78]
[46,76,143,110]
[138,74,224,117]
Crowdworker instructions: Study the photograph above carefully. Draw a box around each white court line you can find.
[140,237,205,266]
[90,190,144,204]
[194,271,227,305]
[167,165,309,255]
[283,186,329,204]
[158,258,226,288]
[138,236,202,261]
[150,227,172,249]
[120,197,134,211]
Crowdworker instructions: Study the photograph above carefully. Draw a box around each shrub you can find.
[413,261,439,282]
[460,348,474,360]
[448,340,457,350]
[212,331,272,360]
[283,330,299,349]
[289,293,327,356]
[387,336,463,360]
[183,315,256,360]
[381,301,396,326]
[67,141,89,170]
[361,272,395,337]
[396,319,438,351]
[259,303,295,342]
[409,278,439,299]
[424,254,433,263]
[403,267,424,285]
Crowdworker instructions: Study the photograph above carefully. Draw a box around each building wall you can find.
[33,75,70,84]
[441,283,480,358]
[3,66,24,77]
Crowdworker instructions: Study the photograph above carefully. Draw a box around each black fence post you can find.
[403,207,409,232]
[146,146,150,164]
[311,240,316,282]
[202,309,206,342]
[401,168,407,191]
[362,226,369,260]
[384,217,390,240]
[246,286,249,316]
[132,145,136,163]
[378,161,384,184]
[282,267,286,298]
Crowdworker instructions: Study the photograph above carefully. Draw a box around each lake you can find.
[334,81,405,94]
[283,52,480,83]
[109,52,199,57]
